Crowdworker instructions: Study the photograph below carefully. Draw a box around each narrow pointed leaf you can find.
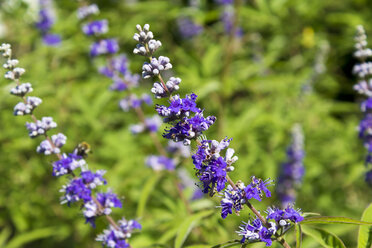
[174,210,213,248]
[357,204,372,248]
[5,227,57,248]
[295,223,302,248]
[302,226,346,248]
[136,173,161,217]
[302,216,372,225]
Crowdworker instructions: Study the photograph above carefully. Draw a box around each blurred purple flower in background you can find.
[35,0,61,46]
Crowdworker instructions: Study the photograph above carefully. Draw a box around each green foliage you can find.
[301,226,346,248]
[358,204,372,248]
[0,0,371,247]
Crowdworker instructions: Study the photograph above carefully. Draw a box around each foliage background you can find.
[0,0,371,247]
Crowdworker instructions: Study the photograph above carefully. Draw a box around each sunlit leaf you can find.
[357,204,372,248]
[174,210,213,248]
[302,226,346,248]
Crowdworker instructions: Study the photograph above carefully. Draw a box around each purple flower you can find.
[277,124,305,207]
[215,0,234,5]
[133,24,162,56]
[177,17,203,39]
[77,4,99,20]
[151,77,181,99]
[36,133,66,155]
[42,33,61,46]
[156,93,200,121]
[219,184,245,218]
[221,8,243,37]
[82,20,108,36]
[244,177,273,201]
[191,137,237,194]
[266,206,304,224]
[60,178,92,205]
[10,82,33,97]
[35,0,61,46]
[237,218,271,244]
[163,113,216,145]
[366,169,372,186]
[119,94,146,112]
[130,115,162,134]
[25,116,57,138]
[14,96,42,116]
[146,155,175,171]
[96,219,141,247]
[237,206,303,246]
[142,56,172,78]
[81,169,107,189]
[90,39,119,57]
[83,190,122,227]
[52,153,85,176]
[35,7,54,33]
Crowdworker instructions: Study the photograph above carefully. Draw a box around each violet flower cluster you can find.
[35,0,61,46]
[0,43,140,248]
[78,4,161,136]
[352,25,372,186]
[215,0,243,37]
[78,3,184,177]
[276,124,305,207]
[132,24,304,246]
[237,206,304,246]
[176,17,203,39]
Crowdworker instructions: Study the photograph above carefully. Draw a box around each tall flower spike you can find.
[352,25,372,186]
[35,0,61,46]
[276,124,305,207]
[133,24,162,56]
[132,24,300,247]
[1,43,140,247]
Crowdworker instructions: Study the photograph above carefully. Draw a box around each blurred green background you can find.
[0,0,371,247]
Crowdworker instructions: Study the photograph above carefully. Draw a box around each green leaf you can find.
[301,216,372,225]
[358,204,372,248]
[295,224,302,248]
[0,227,11,247]
[174,210,213,248]
[136,173,161,217]
[302,226,346,248]
[4,227,57,248]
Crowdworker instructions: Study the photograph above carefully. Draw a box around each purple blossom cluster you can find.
[130,115,162,134]
[215,0,243,36]
[276,124,305,207]
[192,137,238,194]
[219,177,272,219]
[35,0,61,46]
[132,24,304,247]
[0,43,140,248]
[177,17,203,39]
[353,26,372,186]
[132,25,217,144]
[146,155,175,171]
[237,206,303,246]
[96,219,141,248]
[79,4,156,141]
[119,94,152,112]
